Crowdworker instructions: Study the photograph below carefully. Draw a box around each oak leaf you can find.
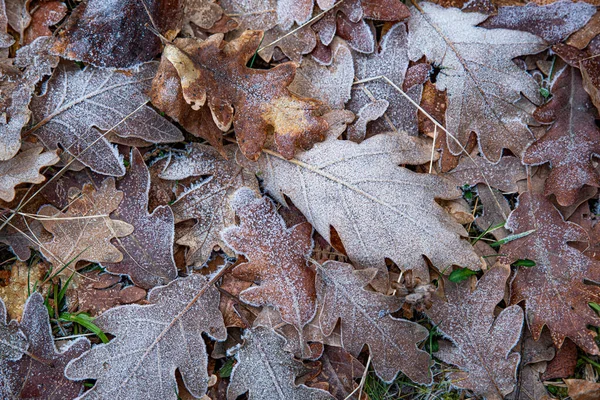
[38,179,134,276]
[523,66,600,206]
[30,62,183,176]
[161,30,328,160]
[427,264,524,399]
[65,274,227,399]
[408,2,547,161]
[243,115,482,291]
[1,293,90,400]
[317,261,432,384]
[23,1,67,45]
[0,146,58,202]
[0,295,28,361]
[182,0,223,34]
[569,202,600,261]
[219,0,277,32]
[160,144,258,267]
[308,345,365,400]
[101,148,178,289]
[259,24,317,63]
[347,99,388,142]
[502,192,600,354]
[222,188,317,341]
[446,154,527,193]
[5,0,30,44]
[227,326,334,400]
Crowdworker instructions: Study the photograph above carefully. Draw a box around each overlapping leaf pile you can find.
[1,0,600,399]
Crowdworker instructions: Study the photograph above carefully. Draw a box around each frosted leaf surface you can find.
[38,179,134,278]
[22,1,67,45]
[348,23,421,136]
[289,39,354,109]
[0,297,28,361]
[258,24,317,63]
[183,0,222,33]
[502,192,600,355]
[317,261,432,384]
[65,274,227,400]
[243,117,482,291]
[427,264,524,400]
[347,99,389,142]
[222,188,316,339]
[408,2,547,161]
[30,62,183,176]
[160,144,258,267]
[220,0,277,31]
[446,154,527,193]
[227,326,334,400]
[1,293,90,399]
[277,0,313,30]
[101,148,178,289]
[0,146,58,202]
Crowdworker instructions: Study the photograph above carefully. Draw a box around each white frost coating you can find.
[347,99,389,142]
[289,39,354,109]
[0,297,28,361]
[0,146,59,202]
[65,274,227,400]
[407,2,547,162]
[220,0,277,31]
[246,129,483,291]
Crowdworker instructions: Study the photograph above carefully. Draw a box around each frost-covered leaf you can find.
[219,0,277,31]
[289,39,354,109]
[523,66,600,206]
[502,192,600,354]
[408,2,547,161]
[102,148,177,289]
[23,1,67,45]
[161,31,328,160]
[348,23,421,136]
[347,99,388,142]
[227,326,334,400]
[222,188,316,340]
[160,144,258,267]
[5,0,31,43]
[182,0,223,33]
[65,274,227,399]
[427,264,524,400]
[317,261,432,384]
[0,296,28,361]
[259,24,317,63]
[1,293,90,400]
[446,154,527,193]
[308,345,365,400]
[0,146,58,202]
[0,0,15,53]
[30,62,183,176]
[244,113,482,291]
[38,179,134,277]
[569,202,600,261]
[52,0,183,68]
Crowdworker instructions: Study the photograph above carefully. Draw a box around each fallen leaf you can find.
[317,261,432,384]
[542,338,577,380]
[5,0,31,44]
[569,202,600,261]
[0,260,45,320]
[30,62,183,176]
[219,0,277,32]
[0,293,28,361]
[502,192,600,354]
[101,148,178,289]
[182,0,223,34]
[160,144,259,267]
[23,1,67,45]
[161,30,328,160]
[52,0,183,68]
[347,99,388,142]
[523,66,600,206]
[427,264,524,399]
[308,345,365,400]
[473,184,512,240]
[565,379,600,400]
[446,154,527,193]
[0,292,90,399]
[222,188,317,341]
[0,0,15,54]
[259,24,317,63]
[38,178,134,277]
[65,274,227,399]
[227,326,334,400]
[408,2,546,162]
[0,146,58,202]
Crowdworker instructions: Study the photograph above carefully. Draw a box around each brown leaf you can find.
[317,261,432,384]
[259,24,317,63]
[347,99,388,142]
[162,31,328,160]
[227,326,334,400]
[542,338,577,380]
[101,149,178,289]
[38,179,134,277]
[182,0,223,34]
[52,0,183,68]
[565,379,600,400]
[5,0,31,44]
[0,261,45,321]
[308,345,365,400]
[523,66,600,207]
[222,188,317,337]
[219,0,277,32]
[569,201,600,261]
[446,154,527,193]
[1,293,90,399]
[566,12,600,49]
[0,146,58,202]
[160,144,258,267]
[427,264,524,399]
[502,192,600,354]
[0,0,15,53]
[23,1,67,45]
[474,184,512,240]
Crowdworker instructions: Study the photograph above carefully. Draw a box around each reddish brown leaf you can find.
[308,346,365,400]
[23,1,67,45]
[75,270,147,316]
[523,66,600,207]
[569,202,600,261]
[542,338,577,380]
[565,379,600,400]
[502,192,600,354]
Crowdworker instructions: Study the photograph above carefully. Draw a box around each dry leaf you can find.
[502,192,600,354]
[308,345,365,400]
[38,179,134,276]
[347,99,388,142]
[259,24,317,63]
[317,261,432,384]
[101,148,178,289]
[0,293,90,399]
[565,379,600,400]
[182,0,223,34]
[161,30,328,160]
[227,326,334,400]
[23,1,67,45]
[0,294,28,361]
[0,0,15,53]
[0,146,58,202]
[65,274,227,399]
[446,154,527,193]
[0,261,45,320]
[5,0,31,43]
[30,62,183,176]
[427,264,524,400]
[569,202,600,261]
[542,339,577,380]
[408,2,547,161]
[160,144,258,267]
[219,0,277,32]
[523,66,600,206]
